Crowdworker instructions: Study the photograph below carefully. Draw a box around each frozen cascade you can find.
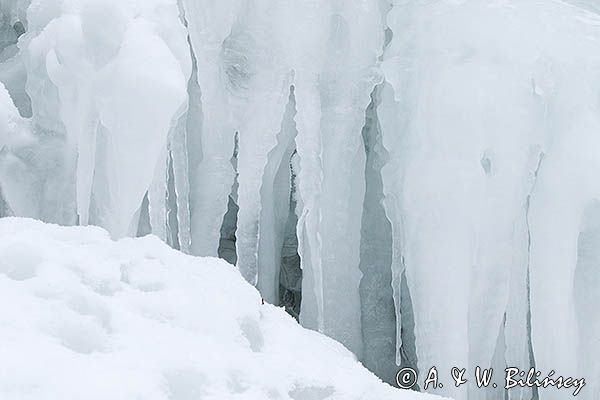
[380,1,600,399]
[4,0,191,235]
[229,2,294,287]
[1,1,600,399]
[180,0,238,257]
[292,0,384,359]
[527,13,600,397]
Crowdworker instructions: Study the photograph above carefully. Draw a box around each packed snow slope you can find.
[0,218,441,400]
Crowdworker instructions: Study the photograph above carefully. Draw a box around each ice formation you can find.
[1,1,600,399]
[0,217,449,400]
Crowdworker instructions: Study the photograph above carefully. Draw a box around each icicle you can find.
[294,78,325,334]
[380,3,538,398]
[377,0,420,368]
[180,0,238,257]
[529,43,600,400]
[148,149,168,241]
[169,115,191,253]
[166,151,180,249]
[2,2,600,398]
[14,0,191,237]
[256,86,298,304]
[378,3,600,400]
[359,86,397,383]
[292,0,384,358]
[235,76,292,285]
[224,2,295,286]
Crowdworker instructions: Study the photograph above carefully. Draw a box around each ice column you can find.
[17,0,190,237]
[379,2,548,398]
[180,0,239,257]
[293,0,383,358]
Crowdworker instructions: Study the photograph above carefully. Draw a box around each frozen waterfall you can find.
[1,1,600,399]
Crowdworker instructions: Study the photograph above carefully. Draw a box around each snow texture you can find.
[0,217,445,400]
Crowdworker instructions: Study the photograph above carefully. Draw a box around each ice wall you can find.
[0,0,191,235]
[379,1,600,399]
[1,1,600,399]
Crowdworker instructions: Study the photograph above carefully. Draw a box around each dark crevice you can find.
[136,192,151,237]
[358,86,404,385]
[481,152,493,176]
[218,132,239,265]
[13,21,25,38]
[0,185,13,217]
[255,85,300,308]
[360,8,419,386]
[166,151,180,250]
[218,195,239,265]
[278,150,301,320]
[0,14,18,54]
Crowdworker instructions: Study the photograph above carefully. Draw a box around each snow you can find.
[0,217,440,400]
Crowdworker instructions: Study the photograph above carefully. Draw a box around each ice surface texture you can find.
[1,1,600,399]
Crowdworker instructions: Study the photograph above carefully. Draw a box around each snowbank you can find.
[0,218,440,400]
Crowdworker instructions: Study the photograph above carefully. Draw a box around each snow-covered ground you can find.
[0,217,442,400]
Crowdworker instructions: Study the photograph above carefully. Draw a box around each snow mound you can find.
[0,218,440,400]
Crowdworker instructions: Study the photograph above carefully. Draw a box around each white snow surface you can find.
[0,217,440,400]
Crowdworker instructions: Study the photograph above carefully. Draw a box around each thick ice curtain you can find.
[0,0,191,236]
[293,0,383,358]
[1,1,600,399]
[379,2,600,400]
